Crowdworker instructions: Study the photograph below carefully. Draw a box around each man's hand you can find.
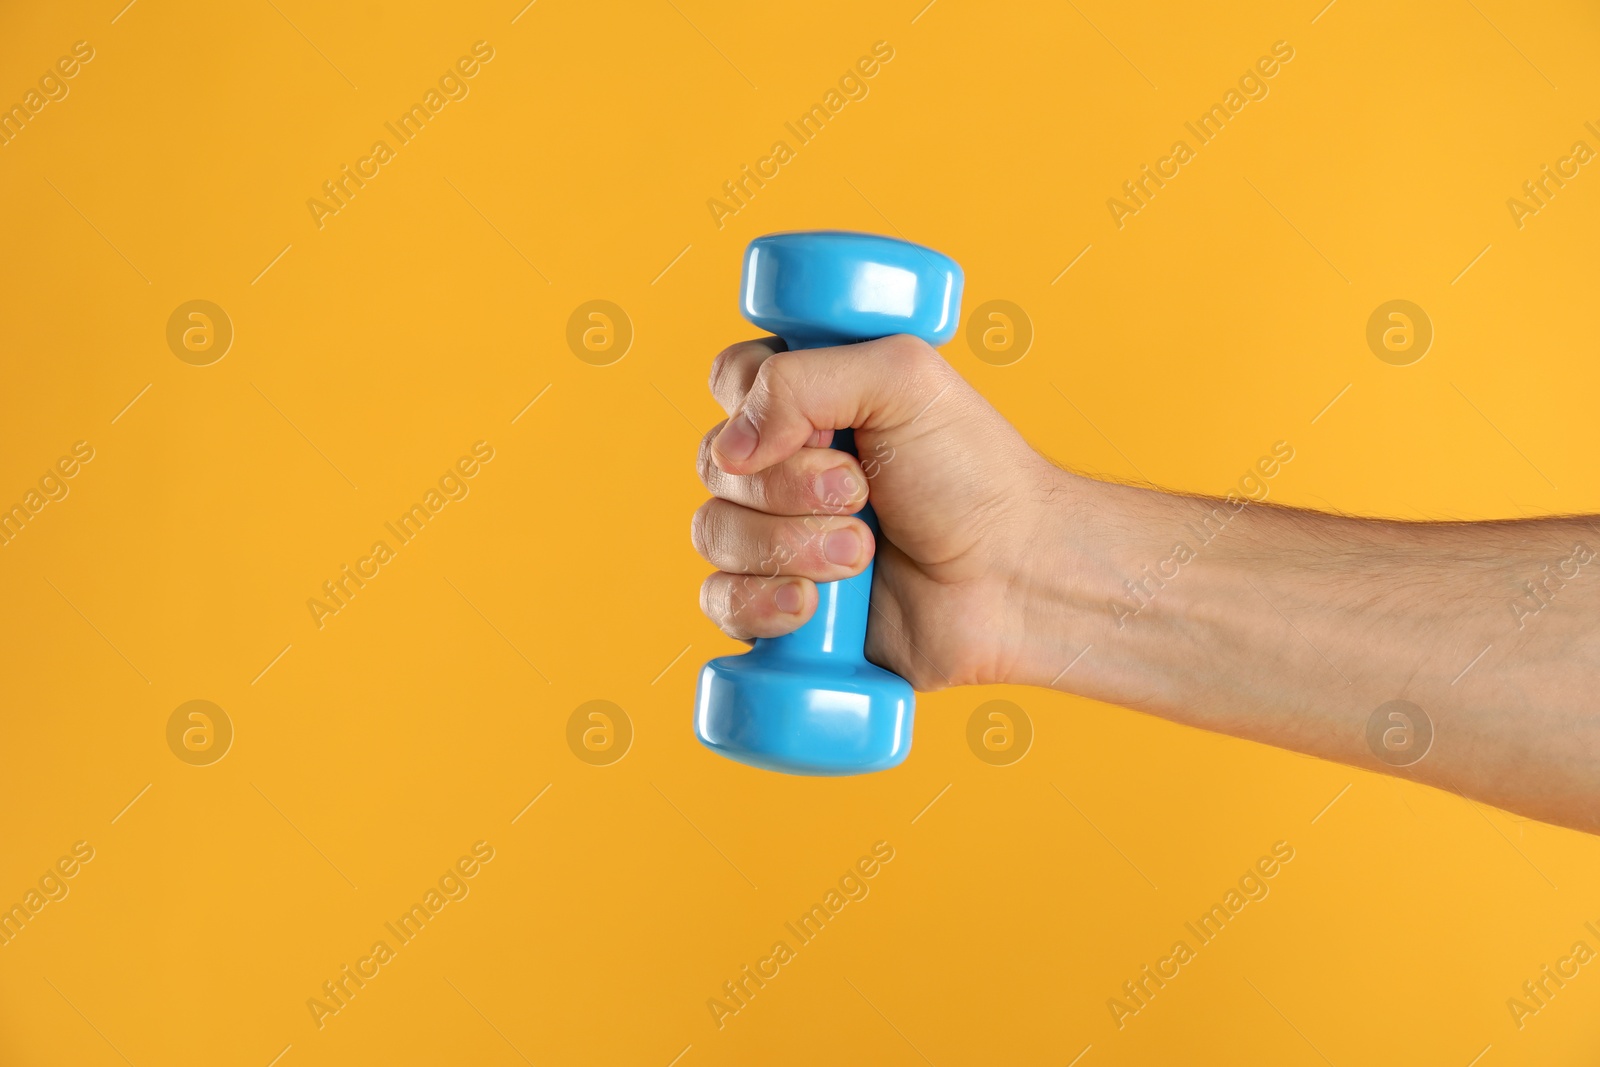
[690,334,1079,690]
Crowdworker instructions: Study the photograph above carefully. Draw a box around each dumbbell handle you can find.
[753,342,875,664]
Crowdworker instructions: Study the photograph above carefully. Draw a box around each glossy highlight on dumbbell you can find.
[694,230,964,775]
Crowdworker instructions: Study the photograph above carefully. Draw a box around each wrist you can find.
[1009,469,1251,711]
[1003,468,1160,694]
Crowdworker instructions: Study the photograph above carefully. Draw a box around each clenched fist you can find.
[690,333,1085,691]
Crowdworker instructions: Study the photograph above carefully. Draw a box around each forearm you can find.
[1026,472,1600,832]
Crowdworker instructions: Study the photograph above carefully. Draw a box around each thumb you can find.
[710,335,954,476]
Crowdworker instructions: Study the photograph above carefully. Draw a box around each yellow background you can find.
[3,0,1599,1063]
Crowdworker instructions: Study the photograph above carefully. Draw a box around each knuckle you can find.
[882,334,956,413]
[710,339,777,399]
[744,472,772,511]
[699,573,723,618]
[696,423,724,488]
[758,349,793,379]
[690,498,718,557]
[755,351,800,400]
[879,333,931,369]
[704,573,742,622]
[707,342,744,393]
[704,502,786,574]
[886,334,952,390]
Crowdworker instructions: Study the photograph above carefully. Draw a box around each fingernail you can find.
[716,414,758,463]
[816,466,861,509]
[774,582,803,614]
[824,528,862,566]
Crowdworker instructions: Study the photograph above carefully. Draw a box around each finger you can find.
[709,339,831,445]
[709,334,956,475]
[700,572,815,641]
[690,497,874,581]
[697,422,868,516]
[709,337,784,415]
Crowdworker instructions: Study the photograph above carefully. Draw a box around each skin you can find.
[692,335,1600,835]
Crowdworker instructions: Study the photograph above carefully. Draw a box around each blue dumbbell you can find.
[694,230,964,775]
